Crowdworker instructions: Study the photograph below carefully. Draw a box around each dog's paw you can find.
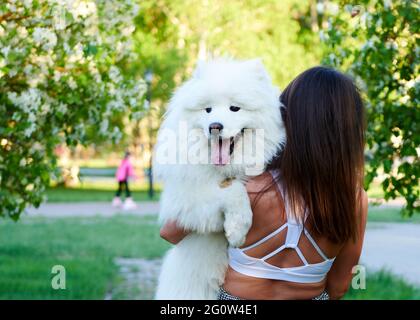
[225,230,247,248]
[224,217,251,248]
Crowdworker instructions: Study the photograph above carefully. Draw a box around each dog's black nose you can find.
[209,122,224,134]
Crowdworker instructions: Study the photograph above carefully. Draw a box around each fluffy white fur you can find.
[154,59,285,299]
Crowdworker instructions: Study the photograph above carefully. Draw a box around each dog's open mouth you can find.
[210,132,242,166]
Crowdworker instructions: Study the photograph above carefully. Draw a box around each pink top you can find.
[116,158,135,182]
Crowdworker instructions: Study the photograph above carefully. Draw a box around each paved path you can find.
[25,199,401,218]
[25,201,160,217]
[105,258,162,300]
[361,222,420,286]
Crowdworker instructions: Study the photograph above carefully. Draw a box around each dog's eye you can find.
[229,106,240,112]
[205,107,212,113]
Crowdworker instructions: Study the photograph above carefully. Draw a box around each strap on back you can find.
[240,170,329,265]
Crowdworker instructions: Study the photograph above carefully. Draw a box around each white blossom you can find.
[53,70,62,82]
[316,2,324,14]
[24,124,36,137]
[57,103,68,114]
[109,66,122,83]
[30,142,44,154]
[8,88,42,112]
[319,30,328,42]
[67,77,77,89]
[1,46,11,58]
[327,3,339,16]
[121,26,135,37]
[100,119,109,134]
[405,77,418,90]
[1,0,145,217]
[69,0,97,20]
[23,0,33,8]
[17,27,28,38]
[32,28,58,50]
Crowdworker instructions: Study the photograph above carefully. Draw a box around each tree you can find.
[132,0,321,98]
[0,0,146,219]
[300,0,419,214]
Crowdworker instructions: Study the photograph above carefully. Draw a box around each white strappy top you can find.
[228,170,336,284]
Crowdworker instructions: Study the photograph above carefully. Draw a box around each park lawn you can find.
[345,270,420,300]
[0,213,419,300]
[367,206,420,223]
[0,215,170,299]
[46,179,161,202]
[45,187,160,202]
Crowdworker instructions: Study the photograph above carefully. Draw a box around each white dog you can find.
[154,59,285,299]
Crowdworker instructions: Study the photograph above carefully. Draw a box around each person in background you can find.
[112,151,137,210]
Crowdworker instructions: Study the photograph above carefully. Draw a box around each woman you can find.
[160,66,368,300]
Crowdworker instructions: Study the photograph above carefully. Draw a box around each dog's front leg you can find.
[159,183,225,234]
[222,180,253,247]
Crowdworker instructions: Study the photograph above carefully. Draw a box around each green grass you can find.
[0,215,170,299]
[345,269,420,300]
[46,187,160,202]
[368,207,420,223]
[46,179,161,202]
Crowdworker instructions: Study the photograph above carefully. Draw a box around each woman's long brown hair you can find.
[267,66,366,244]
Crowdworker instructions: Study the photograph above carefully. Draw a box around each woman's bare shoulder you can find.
[245,171,283,221]
[246,171,274,194]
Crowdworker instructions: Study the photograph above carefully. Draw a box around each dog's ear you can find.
[192,60,206,79]
[244,59,271,83]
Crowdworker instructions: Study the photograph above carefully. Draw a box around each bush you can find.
[316,0,419,215]
[0,0,146,219]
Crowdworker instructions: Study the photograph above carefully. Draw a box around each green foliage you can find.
[0,1,145,219]
[310,0,419,215]
[130,0,322,117]
[132,1,188,105]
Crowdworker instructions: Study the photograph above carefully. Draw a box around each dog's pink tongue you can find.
[211,139,230,165]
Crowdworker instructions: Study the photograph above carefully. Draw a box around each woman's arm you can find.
[160,220,191,244]
[325,190,368,299]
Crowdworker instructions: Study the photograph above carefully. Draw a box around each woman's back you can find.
[241,171,342,268]
[223,171,367,300]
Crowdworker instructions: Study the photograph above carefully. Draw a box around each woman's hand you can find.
[160,220,191,244]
